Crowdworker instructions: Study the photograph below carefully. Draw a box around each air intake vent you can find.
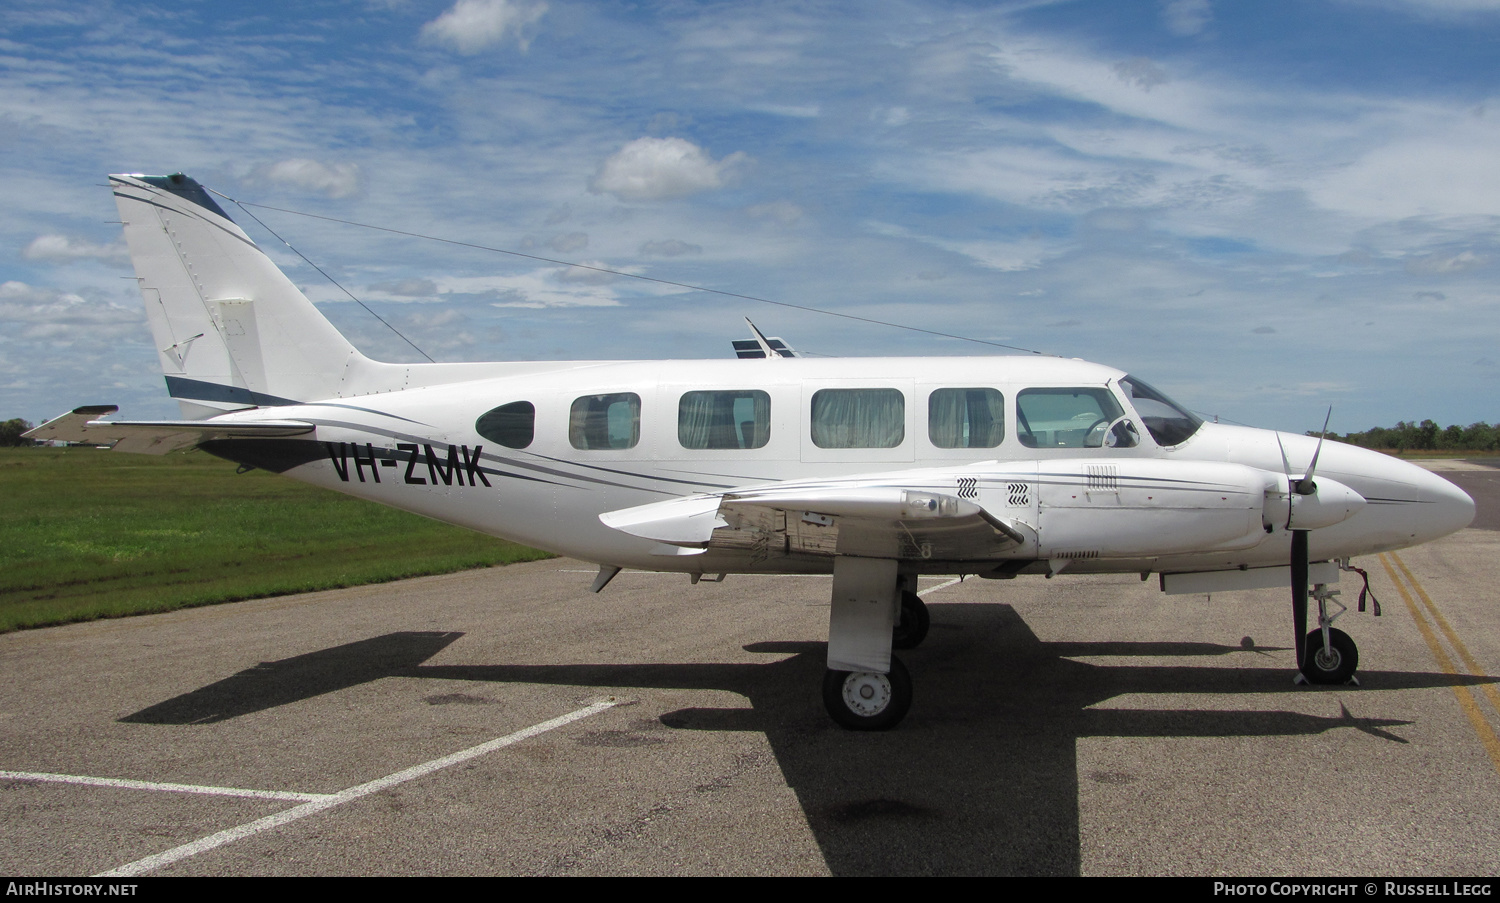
[1086,465,1118,491]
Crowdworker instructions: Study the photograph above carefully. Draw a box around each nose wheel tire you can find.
[1300,628,1358,684]
[892,590,930,650]
[823,657,912,730]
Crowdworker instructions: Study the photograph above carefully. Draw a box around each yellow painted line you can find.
[1390,551,1500,717]
[1379,553,1500,777]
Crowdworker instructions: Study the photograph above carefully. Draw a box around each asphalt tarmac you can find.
[1,463,1496,876]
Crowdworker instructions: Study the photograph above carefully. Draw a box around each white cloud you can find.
[1162,0,1213,36]
[554,261,619,285]
[1336,0,1500,19]
[590,137,748,201]
[747,102,821,118]
[1404,250,1489,273]
[746,200,803,225]
[548,232,588,253]
[639,239,702,256]
[1113,58,1169,91]
[1309,134,1500,220]
[426,272,624,308]
[420,0,547,54]
[256,159,361,198]
[0,281,141,337]
[369,278,438,297]
[22,234,127,262]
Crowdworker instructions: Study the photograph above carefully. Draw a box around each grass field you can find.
[0,447,552,632]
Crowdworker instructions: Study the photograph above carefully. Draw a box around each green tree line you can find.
[1331,420,1500,452]
[0,419,35,448]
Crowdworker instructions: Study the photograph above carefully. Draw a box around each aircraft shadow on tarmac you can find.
[121,604,1495,876]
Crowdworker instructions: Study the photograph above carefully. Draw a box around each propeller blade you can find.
[1292,529,1309,669]
[1296,407,1332,496]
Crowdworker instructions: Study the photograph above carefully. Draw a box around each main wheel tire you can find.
[822,657,913,731]
[892,590,930,650]
[1300,628,1358,684]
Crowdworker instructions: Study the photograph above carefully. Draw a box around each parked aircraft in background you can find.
[28,174,1476,729]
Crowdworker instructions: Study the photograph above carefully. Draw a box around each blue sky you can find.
[3,0,1499,433]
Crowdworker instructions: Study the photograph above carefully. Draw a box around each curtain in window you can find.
[929,388,1004,448]
[811,389,904,448]
[679,391,770,449]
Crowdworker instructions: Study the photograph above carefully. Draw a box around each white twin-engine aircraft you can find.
[30,174,1476,729]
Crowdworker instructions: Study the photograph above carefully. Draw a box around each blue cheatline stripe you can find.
[164,375,301,407]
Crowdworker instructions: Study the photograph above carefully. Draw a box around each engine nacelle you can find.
[1265,474,1367,531]
[1033,459,1275,558]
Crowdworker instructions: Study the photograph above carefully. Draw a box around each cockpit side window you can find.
[1016,388,1127,448]
[1119,376,1203,447]
[476,401,535,449]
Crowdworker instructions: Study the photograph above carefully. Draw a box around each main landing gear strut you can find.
[822,560,926,730]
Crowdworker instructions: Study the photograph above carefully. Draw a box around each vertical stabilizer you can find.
[110,173,369,418]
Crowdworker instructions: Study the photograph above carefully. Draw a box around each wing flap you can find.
[600,483,1025,562]
[25,406,314,455]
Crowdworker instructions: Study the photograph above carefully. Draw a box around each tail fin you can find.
[110,173,369,418]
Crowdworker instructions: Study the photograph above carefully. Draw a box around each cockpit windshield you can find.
[1118,376,1203,447]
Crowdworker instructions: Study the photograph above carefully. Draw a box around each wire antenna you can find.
[218,196,436,363]
[211,192,1049,357]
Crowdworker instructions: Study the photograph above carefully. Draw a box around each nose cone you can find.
[1413,465,1478,539]
[1319,442,1475,547]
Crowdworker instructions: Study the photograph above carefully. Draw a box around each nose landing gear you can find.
[1297,583,1360,686]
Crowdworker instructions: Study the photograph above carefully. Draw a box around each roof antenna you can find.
[733,318,799,359]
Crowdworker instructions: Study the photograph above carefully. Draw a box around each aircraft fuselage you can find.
[198,355,1474,580]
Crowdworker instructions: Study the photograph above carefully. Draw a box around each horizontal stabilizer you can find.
[25,406,313,454]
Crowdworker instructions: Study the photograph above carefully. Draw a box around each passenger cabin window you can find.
[475,401,535,449]
[810,388,905,449]
[569,393,641,450]
[1119,375,1202,447]
[1016,388,1128,448]
[679,390,771,450]
[929,388,1004,448]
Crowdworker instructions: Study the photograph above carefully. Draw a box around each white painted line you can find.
[559,569,827,577]
[917,577,962,597]
[94,698,618,878]
[0,770,331,803]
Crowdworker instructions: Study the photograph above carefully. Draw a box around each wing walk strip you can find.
[1379,552,1500,777]
[65,699,618,878]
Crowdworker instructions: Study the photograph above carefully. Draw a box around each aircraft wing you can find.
[25,405,315,454]
[601,482,1026,561]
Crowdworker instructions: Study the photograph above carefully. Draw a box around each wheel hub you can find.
[841,672,892,716]
[1314,647,1341,671]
